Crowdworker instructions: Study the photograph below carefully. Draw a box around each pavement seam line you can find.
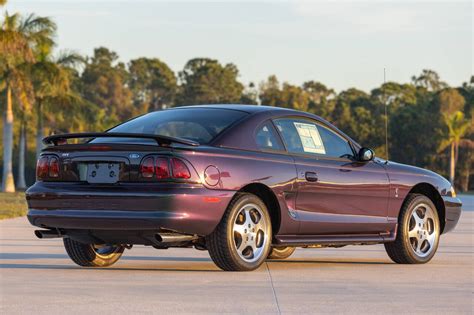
[265,261,281,315]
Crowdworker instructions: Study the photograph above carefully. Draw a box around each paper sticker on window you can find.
[293,122,326,154]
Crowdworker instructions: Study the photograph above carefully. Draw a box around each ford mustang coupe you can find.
[27,105,462,271]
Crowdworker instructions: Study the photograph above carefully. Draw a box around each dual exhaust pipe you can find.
[34,229,195,244]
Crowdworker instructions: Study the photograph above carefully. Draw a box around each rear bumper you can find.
[26,182,235,236]
[442,196,462,234]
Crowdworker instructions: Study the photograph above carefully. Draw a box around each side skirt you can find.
[274,231,396,247]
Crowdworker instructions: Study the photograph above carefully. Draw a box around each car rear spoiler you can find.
[42,132,200,147]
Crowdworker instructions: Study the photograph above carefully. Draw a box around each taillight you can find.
[36,157,49,180]
[140,157,155,178]
[171,158,191,179]
[139,156,190,180]
[49,157,60,178]
[155,158,170,179]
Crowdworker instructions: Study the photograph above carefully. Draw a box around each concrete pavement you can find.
[0,197,472,314]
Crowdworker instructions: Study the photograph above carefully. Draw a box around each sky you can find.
[3,0,473,92]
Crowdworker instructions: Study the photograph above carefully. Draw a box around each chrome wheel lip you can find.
[407,203,438,258]
[232,203,269,263]
[93,244,120,257]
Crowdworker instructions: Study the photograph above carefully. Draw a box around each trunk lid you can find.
[42,143,173,183]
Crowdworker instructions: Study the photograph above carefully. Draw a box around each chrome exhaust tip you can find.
[34,229,63,239]
[155,233,196,244]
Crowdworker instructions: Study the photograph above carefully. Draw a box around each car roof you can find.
[172,104,336,131]
[185,104,361,151]
[158,103,362,151]
[171,104,294,114]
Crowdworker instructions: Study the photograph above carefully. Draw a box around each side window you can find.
[255,122,284,151]
[274,118,353,159]
[316,124,354,158]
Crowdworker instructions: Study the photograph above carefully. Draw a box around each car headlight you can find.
[450,186,457,198]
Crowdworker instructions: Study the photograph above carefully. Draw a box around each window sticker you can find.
[293,122,326,154]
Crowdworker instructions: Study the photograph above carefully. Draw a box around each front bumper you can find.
[26,182,235,236]
[442,196,462,234]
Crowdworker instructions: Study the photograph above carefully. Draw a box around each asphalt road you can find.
[1,196,473,314]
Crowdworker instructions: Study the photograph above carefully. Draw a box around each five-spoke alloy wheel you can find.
[232,203,269,263]
[385,193,440,264]
[407,203,437,257]
[207,193,272,271]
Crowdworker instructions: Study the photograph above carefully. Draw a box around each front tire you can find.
[267,247,296,260]
[206,193,272,271]
[63,238,124,267]
[385,193,440,264]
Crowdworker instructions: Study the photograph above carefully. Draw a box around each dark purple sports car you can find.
[27,105,462,271]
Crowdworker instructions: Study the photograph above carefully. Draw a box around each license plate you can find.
[87,163,119,184]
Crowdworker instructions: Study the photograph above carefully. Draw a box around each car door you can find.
[273,117,391,235]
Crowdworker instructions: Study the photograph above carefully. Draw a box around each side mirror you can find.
[358,147,375,161]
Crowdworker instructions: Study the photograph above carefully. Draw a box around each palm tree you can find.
[439,111,471,185]
[16,112,27,189]
[0,13,55,192]
[31,50,84,158]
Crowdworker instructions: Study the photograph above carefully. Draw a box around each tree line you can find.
[1,9,473,193]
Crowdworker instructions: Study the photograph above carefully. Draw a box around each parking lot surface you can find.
[1,196,472,314]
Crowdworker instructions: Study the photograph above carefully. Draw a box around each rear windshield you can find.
[92,108,248,145]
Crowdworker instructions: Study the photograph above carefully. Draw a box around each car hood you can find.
[385,160,437,177]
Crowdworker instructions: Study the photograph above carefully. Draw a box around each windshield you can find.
[92,108,248,145]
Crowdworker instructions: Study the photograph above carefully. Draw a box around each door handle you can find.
[339,168,351,173]
[305,171,318,182]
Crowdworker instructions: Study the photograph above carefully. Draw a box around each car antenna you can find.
[384,68,389,164]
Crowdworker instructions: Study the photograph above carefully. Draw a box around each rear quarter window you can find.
[255,122,284,151]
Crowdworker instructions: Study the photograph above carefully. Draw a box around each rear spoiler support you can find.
[42,132,200,147]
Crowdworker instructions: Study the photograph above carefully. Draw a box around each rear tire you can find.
[267,246,295,260]
[206,193,272,271]
[384,193,440,264]
[63,238,124,267]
